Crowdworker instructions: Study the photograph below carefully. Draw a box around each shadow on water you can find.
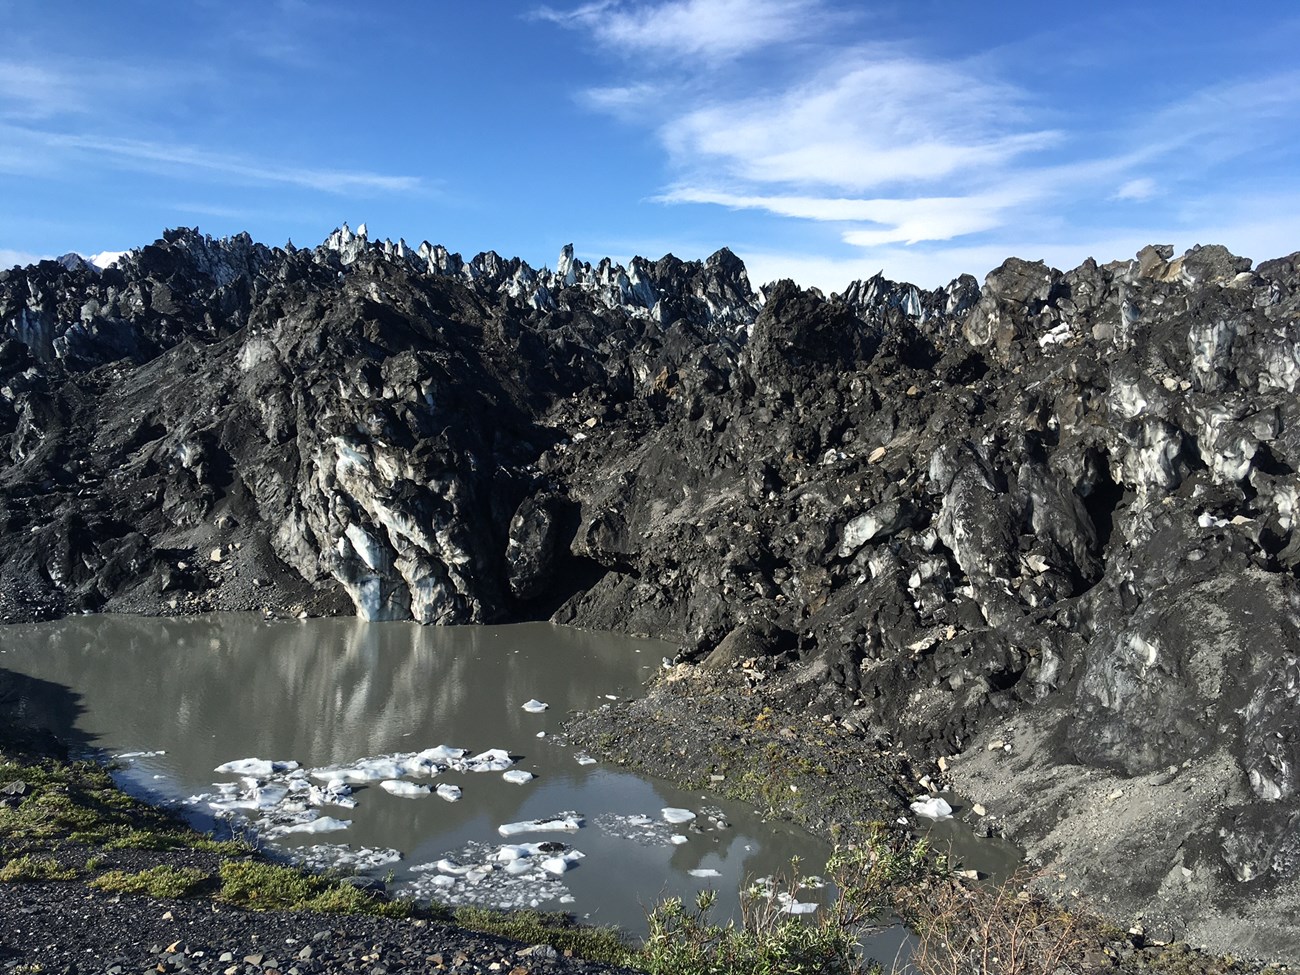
[0,665,96,760]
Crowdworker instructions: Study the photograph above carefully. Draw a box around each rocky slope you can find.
[3,227,1300,958]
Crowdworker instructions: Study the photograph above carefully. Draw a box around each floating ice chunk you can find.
[502,770,535,785]
[292,844,401,873]
[662,808,696,824]
[279,816,351,834]
[208,797,260,813]
[437,858,474,876]
[380,780,431,797]
[462,749,515,772]
[419,745,468,764]
[574,752,597,766]
[398,754,441,777]
[781,900,819,915]
[671,834,689,845]
[689,868,721,878]
[491,844,539,862]
[541,850,585,875]
[499,815,583,836]
[435,784,462,802]
[522,699,549,713]
[215,758,299,777]
[254,784,289,808]
[117,750,166,759]
[309,780,357,808]
[311,758,407,784]
[536,731,546,738]
[909,796,953,820]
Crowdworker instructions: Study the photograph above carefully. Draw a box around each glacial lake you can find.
[0,613,863,934]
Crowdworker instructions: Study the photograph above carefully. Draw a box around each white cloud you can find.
[664,54,1058,193]
[3,125,422,195]
[0,56,203,121]
[535,0,824,60]
[662,187,1034,245]
[0,247,41,269]
[1114,177,1156,202]
[580,83,662,115]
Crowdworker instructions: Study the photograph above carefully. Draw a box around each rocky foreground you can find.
[3,227,1300,960]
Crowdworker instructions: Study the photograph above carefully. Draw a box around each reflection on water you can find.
[0,614,839,931]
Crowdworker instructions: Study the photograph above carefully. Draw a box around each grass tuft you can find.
[453,906,632,966]
[217,860,412,917]
[89,864,213,898]
[0,853,79,882]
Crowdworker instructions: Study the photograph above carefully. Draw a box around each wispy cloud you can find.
[659,187,1031,245]
[534,0,826,61]
[0,56,205,121]
[0,248,42,269]
[663,53,1058,193]
[3,125,422,195]
[1114,178,1156,202]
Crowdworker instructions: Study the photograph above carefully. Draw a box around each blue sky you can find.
[2,1,1298,290]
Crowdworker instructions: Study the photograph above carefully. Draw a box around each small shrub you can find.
[0,854,78,882]
[217,860,410,917]
[895,871,1098,975]
[453,906,632,966]
[635,828,940,975]
[90,865,212,898]
[640,888,862,975]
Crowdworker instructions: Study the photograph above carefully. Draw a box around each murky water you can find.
[0,614,850,931]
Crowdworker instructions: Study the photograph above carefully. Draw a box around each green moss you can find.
[89,865,212,898]
[452,906,632,966]
[0,853,78,882]
[0,756,243,854]
[217,860,412,917]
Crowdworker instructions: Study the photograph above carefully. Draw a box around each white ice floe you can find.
[404,839,583,911]
[463,748,515,772]
[502,770,536,785]
[688,868,721,878]
[662,807,696,824]
[293,844,402,873]
[277,816,351,835]
[671,834,689,845]
[521,699,549,713]
[541,851,585,875]
[419,745,469,764]
[116,750,166,759]
[573,752,597,766]
[310,758,409,784]
[435,784,463,802]
[309,780,357,808]
[909,796,954,820]
[498,815,583,837]
[253,783,289,808]
[215,758,299,777]
[380,780,431,798]
[780,899,819,915]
